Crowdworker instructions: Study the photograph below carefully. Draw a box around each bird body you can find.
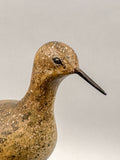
[0,42,106,160]
[0,99,57,160]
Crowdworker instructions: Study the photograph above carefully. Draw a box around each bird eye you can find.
[52,57,63,65]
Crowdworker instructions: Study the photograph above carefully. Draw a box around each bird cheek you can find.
[48,70,54,75]
[62,64,66,69]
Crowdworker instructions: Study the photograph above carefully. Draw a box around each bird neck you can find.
[20,72,64,113]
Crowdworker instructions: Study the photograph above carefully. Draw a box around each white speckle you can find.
[51,46,54,49]
[30,90,33,93]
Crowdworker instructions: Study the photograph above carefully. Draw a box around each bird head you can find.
[32,41,106,95]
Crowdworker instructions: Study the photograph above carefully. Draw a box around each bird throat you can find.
[19,72,65,114]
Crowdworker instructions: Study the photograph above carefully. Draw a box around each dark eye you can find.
[52,57,63,65]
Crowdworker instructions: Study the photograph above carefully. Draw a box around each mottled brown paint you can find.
[0,41,106,160]
[0,42,79,160]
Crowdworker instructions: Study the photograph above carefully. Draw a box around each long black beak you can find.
[74,68,107,95]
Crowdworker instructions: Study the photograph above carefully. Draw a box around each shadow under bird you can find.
[0,41,106,160]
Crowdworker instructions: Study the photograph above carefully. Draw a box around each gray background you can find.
[0,0,120,160]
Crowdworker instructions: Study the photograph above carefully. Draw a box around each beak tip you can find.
[103,91,107,96]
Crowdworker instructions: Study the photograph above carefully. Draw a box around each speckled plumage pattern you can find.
[0,42,79,160]
[0,41,106,160]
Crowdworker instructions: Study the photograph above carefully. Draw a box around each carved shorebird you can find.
[0,41,106,160]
